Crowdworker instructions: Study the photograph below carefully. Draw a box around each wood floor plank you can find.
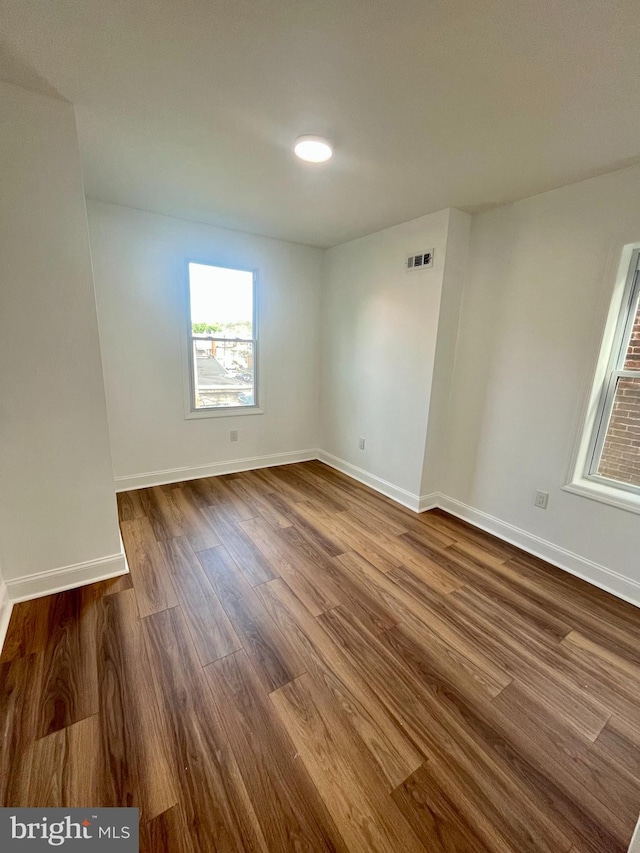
[255,578,423,790]
[384,611,511,700]
[421,509,526,562]
[23,715,100,807]
[382,625,631,851]
[385,545,463,595]
[143,606,269,852]
[318,606,573,853]
[268,466,349,514]
[343,522,464,590]
[36,586,100,738]
[168,487,221,551]
[309,464,456,545]
[562,629,640,682]
[96,588,178,821]
[284,464,362,514]
[440,542,573,643]
[0,653,42,806]
[294,501,403,573]
[198,545,305,692]
[139,485,184,539]
[499,553,640,663]
[251,466,312,503]
[201,506,278,586]
[205,649,349,851]
[271,672,426,853]
[446,535,508,568]
[266,492,348,557]
[0,595,52,662]
[3,462,639,852]
[303,462,420,532]
[116,489,146,522]
[205,475,260,522]
[139,804,197,853]
[491,683,639,837]
[120,516,178,618]
[239,516,339,616]
[89,572,134,598]
[224,476,292,528]
[339,551,512,692]
[553,632,640,739]
[401,579,611,742]
[334,492,412,538]
[448,586,614,740]
[158,537,241,664]
[392,761,509,853]
[180,477,218,511]
[323,552,398,635]
[594,715,640,781]
[506,549,640,633]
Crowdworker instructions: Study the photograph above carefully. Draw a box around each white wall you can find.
[420,208,471,498]
[0,558,9,652]
[320,209,451,502]
[0,82,124,595]
[444,164,640,592]
[87,202,323,487]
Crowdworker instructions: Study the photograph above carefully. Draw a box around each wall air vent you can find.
[406,250,434,271]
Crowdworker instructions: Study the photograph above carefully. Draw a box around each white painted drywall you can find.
[0,82,123,584]
[0,557,8,648]
[444,164,640,583]
[87,201,323,484]
[320,209,451,498]
[420,208,471,498]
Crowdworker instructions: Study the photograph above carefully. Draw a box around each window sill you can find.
[185,406,264,420]
[562,477,640,515]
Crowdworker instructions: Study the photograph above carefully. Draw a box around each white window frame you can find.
[586,251,640,492]
[564,244,640,513]
[183,261,263,420]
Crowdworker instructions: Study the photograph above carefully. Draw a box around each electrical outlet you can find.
[358,437,366,450]
[534,490,548,509]
[230,430,239,442]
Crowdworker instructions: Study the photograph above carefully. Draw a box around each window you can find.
[186,262,258,415]
[586,249,640,493]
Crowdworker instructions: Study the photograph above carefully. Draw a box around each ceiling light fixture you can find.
[294,135,333,163]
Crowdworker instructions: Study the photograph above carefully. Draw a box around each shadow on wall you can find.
[445,208,519,504]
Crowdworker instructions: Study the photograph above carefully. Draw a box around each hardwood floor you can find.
[1,460,640,851]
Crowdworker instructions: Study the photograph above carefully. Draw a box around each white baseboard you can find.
[316,450,423,512]
[311,452,640,610]
[418,492,440,512]
[0,583,13,658]
[437,493,640,609]
[114,449,318,491]
[5,549,129,605]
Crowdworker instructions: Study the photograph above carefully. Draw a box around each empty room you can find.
[1,1,640,851]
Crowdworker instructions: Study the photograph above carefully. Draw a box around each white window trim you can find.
[181,260,264,420]
[564,243,640,514]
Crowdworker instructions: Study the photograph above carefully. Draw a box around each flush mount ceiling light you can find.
[294,135,333,163]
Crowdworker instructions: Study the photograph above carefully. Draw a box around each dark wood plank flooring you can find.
[2,461,640,851]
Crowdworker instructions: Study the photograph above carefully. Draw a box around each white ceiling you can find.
[1,0,639,247]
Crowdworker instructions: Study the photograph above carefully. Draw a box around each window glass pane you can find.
[193,340,254,408]
[623,295,640,370]
[189,263,253,339]
[597,376,640,487]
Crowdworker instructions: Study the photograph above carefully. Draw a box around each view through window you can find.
[590,254,640,490]
[188,263,257,410]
